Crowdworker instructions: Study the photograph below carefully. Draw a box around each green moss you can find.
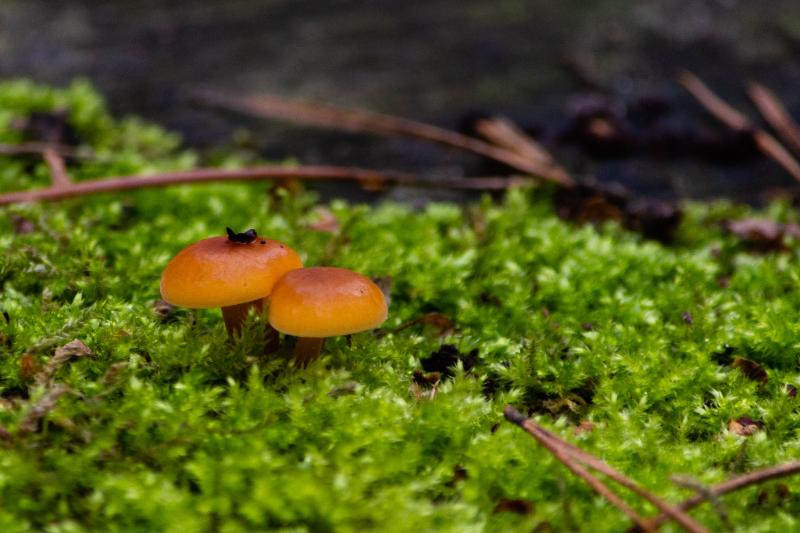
[1,81,800,531]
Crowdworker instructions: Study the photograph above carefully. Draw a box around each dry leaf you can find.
[420,344,479,378]
[732,356,768,385]
[19,354,39,381]
[728,417,763,436]
[573,420,596,436]
[412,370,441,387]
[152,299,176,320]
[726,219,800,251]
[492,499,535,515]
[553,183,682,242]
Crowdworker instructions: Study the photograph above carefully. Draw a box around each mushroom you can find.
[160,228,303,342]
[268,266,388,366]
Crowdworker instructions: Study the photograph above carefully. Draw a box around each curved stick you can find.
[0,166,526,206]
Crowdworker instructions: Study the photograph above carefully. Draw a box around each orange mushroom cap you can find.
[268,267,387,337]
[160,235,303,308]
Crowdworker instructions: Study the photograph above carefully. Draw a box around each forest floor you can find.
[1,81,800,532]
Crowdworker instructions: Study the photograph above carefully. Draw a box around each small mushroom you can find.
[160,228,303,341]
[268,267,388,366]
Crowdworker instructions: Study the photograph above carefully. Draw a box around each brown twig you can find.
[191,90,574,186]
[474,117,555,166]
[503,406,656,532]
[534,424,707,533]
[42,148,71,188]
[747,82,800,155]
[645,461,800,529]
[678,70,800,183]
[0,166,524,206]
[670,475,731,530]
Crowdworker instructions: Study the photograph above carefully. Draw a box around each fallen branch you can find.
[504,406,661,532]
[678,70,800,183]
[191,90,574,186]
[645,461,800,529]
[533,424,707,533]
[0,166,524,206]
[503,405,705,532]
[747,82,800,155]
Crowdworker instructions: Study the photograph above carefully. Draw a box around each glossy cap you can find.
[160,235,303,308]
[269,267,387,337]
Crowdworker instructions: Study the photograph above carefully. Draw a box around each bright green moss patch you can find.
[2,82,800,532]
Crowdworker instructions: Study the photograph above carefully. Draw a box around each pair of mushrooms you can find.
[160,228,387,365]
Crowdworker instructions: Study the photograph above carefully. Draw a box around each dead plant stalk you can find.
[0,166,525,206]
[503,405,707,533]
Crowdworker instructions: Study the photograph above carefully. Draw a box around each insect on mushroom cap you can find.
[160,231,303,308]
[269,267,388,337]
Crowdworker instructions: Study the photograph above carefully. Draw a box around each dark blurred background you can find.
[3,0,800,201]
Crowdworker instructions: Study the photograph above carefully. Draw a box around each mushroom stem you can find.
[221,299,263,337]
[293,337,326,366]
[220,300,280,353]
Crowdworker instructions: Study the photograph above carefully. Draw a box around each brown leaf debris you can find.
[35,339,93,386]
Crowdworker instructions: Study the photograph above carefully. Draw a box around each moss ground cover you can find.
[1,81,800,532]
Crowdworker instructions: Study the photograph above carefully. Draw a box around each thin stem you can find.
[677,70,750,130]
[748,82,800,155]
[260,299,279,355]
[678,70,800,183]
[43,148,71,188]
[534,425,707,533]
[0,166,525,206]
[670,475,731,530]
[645,461,800,529]
[293,337,325,367]
[473,117,557,166]
[220,299,263,337]
[503,406,655,532]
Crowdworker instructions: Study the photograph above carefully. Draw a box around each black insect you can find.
[226,227,258,244]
